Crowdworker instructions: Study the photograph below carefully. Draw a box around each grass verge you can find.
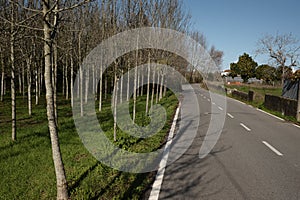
[0,90,178,199]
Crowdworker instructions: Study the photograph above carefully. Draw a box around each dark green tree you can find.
[256,64,276,84]
[229,62,239,78]
[237,53,257,82]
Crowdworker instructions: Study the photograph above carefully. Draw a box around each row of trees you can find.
[229,53,295,83]
[229,33,300,84]
[0,0,223,199]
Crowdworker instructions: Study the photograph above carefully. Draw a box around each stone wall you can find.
[230,90,254,102]
[264,95,297,117]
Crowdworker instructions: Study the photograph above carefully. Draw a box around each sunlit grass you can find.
[0,90,178,199]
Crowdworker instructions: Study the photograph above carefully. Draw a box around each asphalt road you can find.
[150,84,300,200]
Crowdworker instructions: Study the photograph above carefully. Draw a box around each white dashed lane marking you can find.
[262,141,283,156]
[227,113,234,119]
[240,123,251,131]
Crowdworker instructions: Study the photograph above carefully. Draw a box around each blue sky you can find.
[184,0,300,70]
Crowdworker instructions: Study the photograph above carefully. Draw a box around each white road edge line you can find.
[231,98,246,105]
[148,103,181,200]
[256,108,285,121]
[218,106,223,111]
[227,113,234,119]
[240,123,251,131]
[293,124,300,129]
[262,141,283,156]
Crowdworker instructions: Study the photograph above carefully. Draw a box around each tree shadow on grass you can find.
[89,170,122,200]
[68,161,100,196]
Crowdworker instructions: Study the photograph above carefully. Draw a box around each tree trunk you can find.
[127,62,130,102]
[92,64,95,96]
[18,69,22,94]
[77,66,80,99]
[39,59,43,98]
[65,57,68,100]
[120,69,123,103]
[53,43,58,121]
[10,3,16,141]
[80,66,83,117]
[133,64,137,123]
[71,55,74,107]
[163,78,167,97]
[43,2,69,200]
[151,67,156,109]
[156,69,160,104]
[159,72,164,101]
[27,60,32,116]
[111,76,114,94]
[95,66,98,101]
[282,65,285,86]
[297,80,300,121]
[99,64,103,111]
[78,31,83,117]
[137,67,140,97]
[10,27,16,141]
[3,78,6,95]
[85,66,89,103]
[133,33,139,123]
[1,51,4,102]
[145,53,150,115]
[141,66,144,96]
[35,69,39,105]
[62,64,65,96]
[113,77,118,142]
[104,75,107,99]
[22,62,25,99]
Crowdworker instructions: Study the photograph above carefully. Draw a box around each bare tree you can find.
[42,1,92,199]
[159,69,163,101]
[9,2,17,141]
[71,54,74,107]
[99,64,103,111]
[0,47,5,102]
[155,67,160,103]
[24,50,32,116]
[145,51,151,115]
[209,45,224,70]
[150,65,156,110]
[42,1,68,199]
[257,33,300,85]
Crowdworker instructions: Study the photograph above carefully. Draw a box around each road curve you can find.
[149,84,300,200]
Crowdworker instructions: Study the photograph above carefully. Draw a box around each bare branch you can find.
[16,24,43,31]
[8,0,41,13]
[56,0,94,13]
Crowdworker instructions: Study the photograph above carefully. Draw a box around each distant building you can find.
[221,69,231,77]
[224,76,262,85]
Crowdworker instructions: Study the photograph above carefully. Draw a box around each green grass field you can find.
[0,91,178,199]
